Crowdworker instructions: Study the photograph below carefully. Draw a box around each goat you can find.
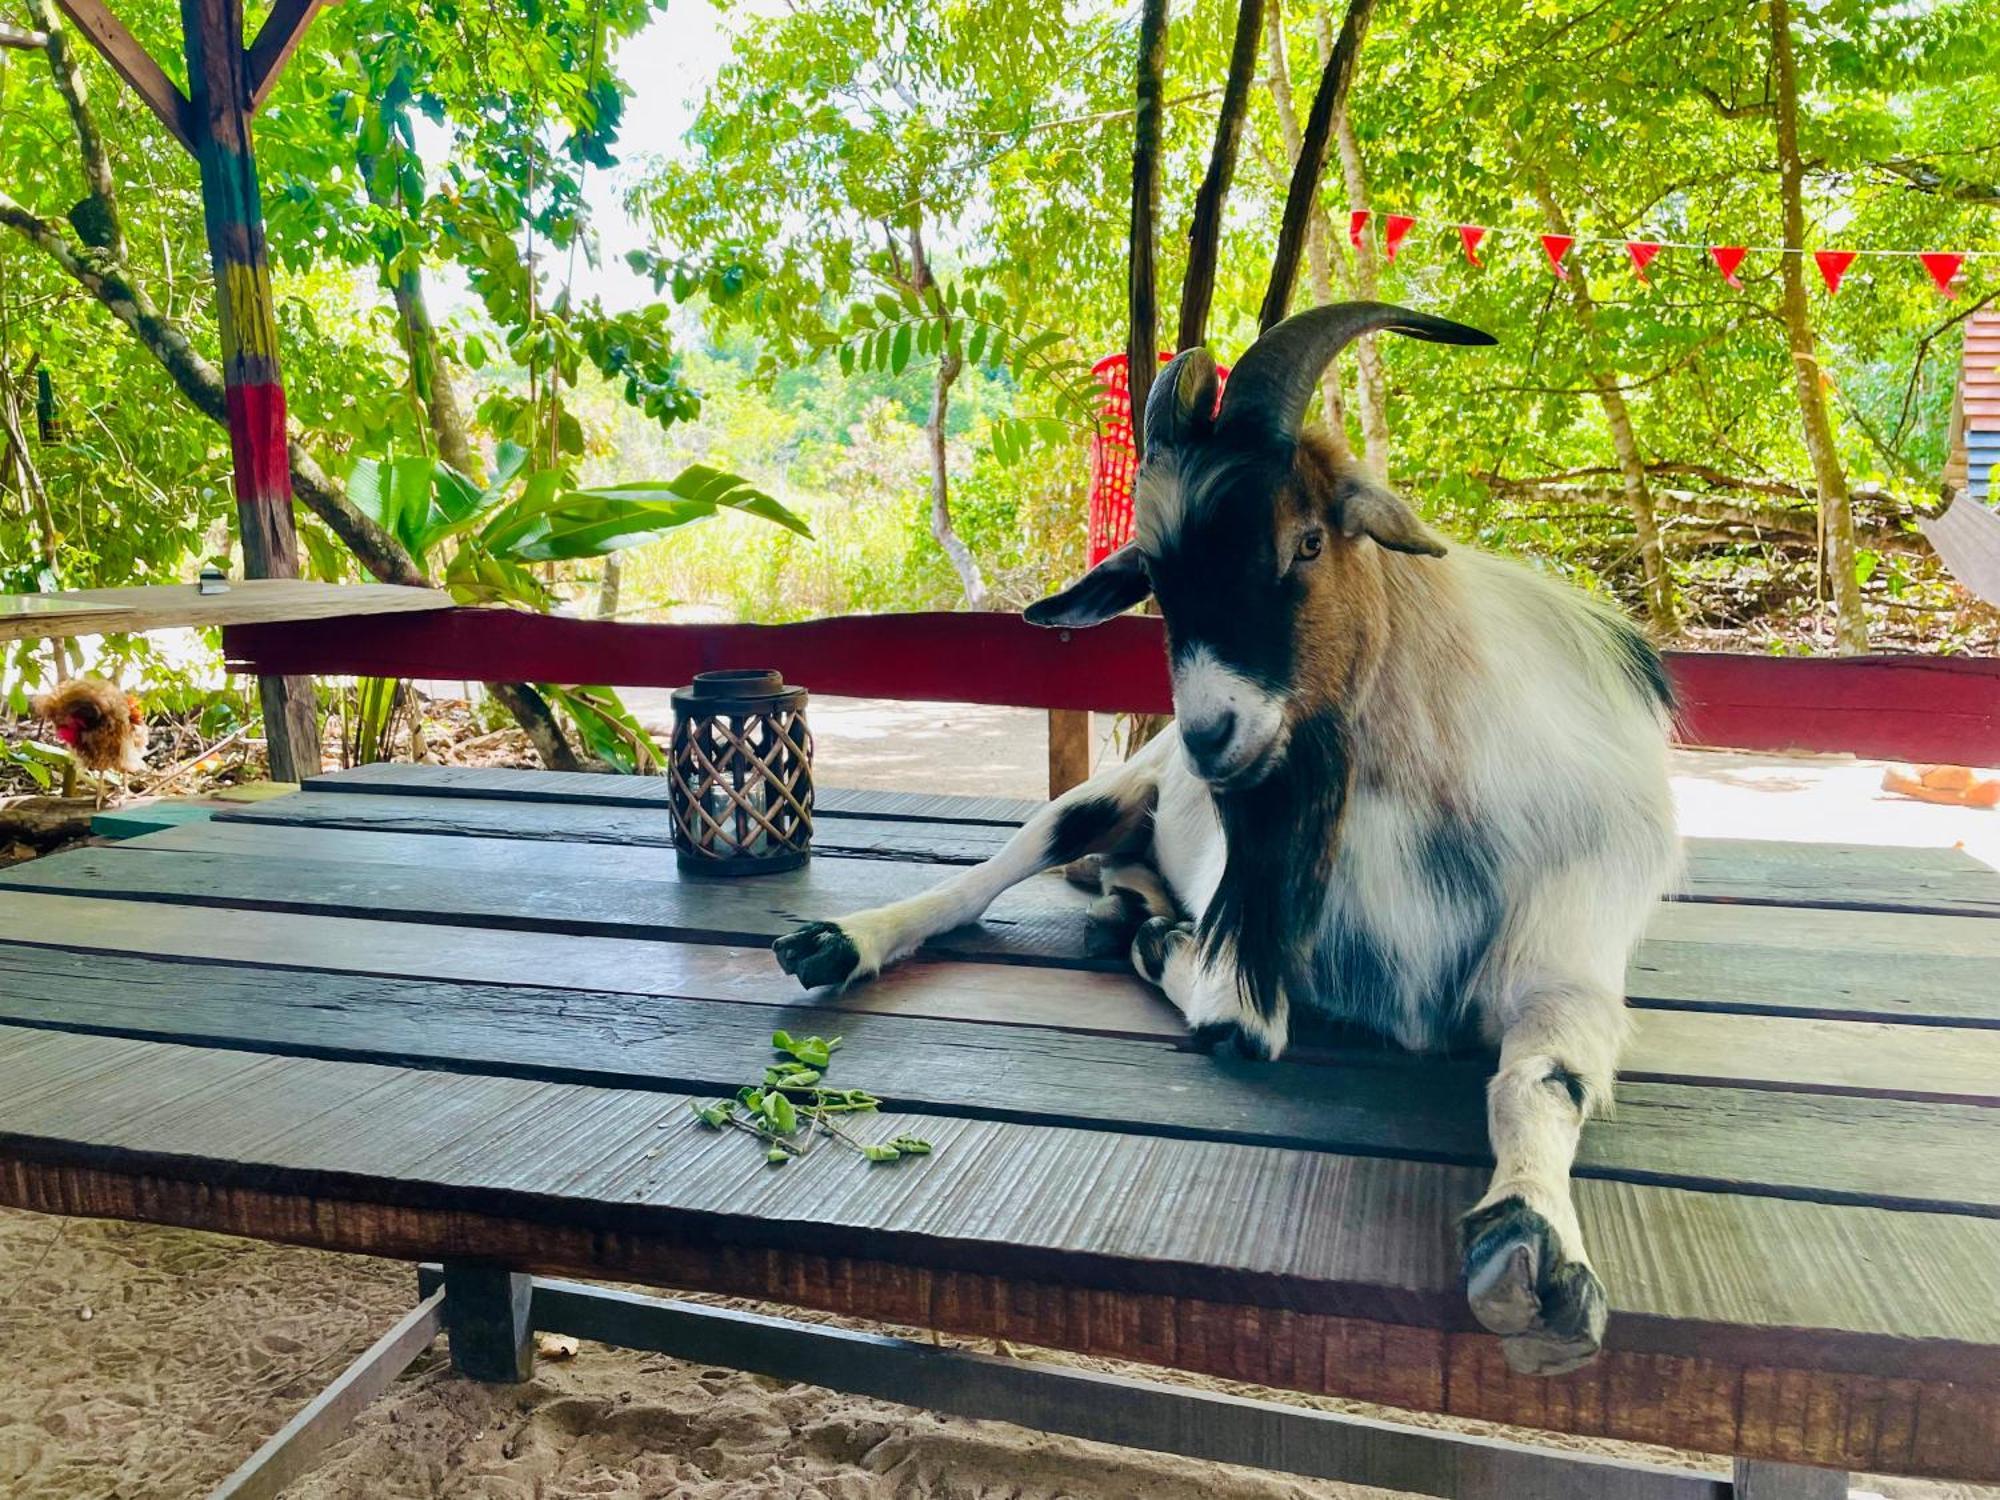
[774,301,1679,1376]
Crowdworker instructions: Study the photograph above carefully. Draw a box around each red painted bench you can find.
[224,609,2000,790]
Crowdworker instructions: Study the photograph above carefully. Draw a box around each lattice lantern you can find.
[669,670,814,874]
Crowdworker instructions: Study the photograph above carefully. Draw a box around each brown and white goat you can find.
[774,301,1679,1375]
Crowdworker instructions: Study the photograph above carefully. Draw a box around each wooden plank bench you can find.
[1,767,1997,1497]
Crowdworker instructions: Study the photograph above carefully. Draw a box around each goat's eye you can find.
[1295,530,1325,562]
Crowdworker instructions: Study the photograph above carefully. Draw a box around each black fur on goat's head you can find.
[1027,301,1496,792]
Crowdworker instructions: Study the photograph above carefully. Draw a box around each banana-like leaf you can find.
[573,466,811,537]
[544,683,663,774]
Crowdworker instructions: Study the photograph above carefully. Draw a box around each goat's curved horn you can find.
[1215,300,1496,444]
[1142,346,1221,459]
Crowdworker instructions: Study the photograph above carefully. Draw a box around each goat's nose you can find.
[1181,712,1236,770]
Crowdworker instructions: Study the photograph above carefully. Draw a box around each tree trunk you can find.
[1531,183,1677,632]
[1262,0,1349,452]
[485,681,580,771]
[1175,0,1265,353]
[1258,0,1378,332]
[596,554,622,619]
[906,222,988,607]
[1126,0,1169,452]
[1333,107,1390,477]
[391,267,478,475]
[925,345,987,606]
[1771,0,1867,652]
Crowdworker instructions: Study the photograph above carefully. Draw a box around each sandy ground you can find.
[3,698,1996,1499]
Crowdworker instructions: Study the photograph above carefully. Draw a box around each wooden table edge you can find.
[2,1147,1994,1480]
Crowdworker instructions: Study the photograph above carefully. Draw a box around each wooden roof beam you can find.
[51,0,194,153]
[245,0,327,112]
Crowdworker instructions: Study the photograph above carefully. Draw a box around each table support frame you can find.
[205,1265,1859,1500]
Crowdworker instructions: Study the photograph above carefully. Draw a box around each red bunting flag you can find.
[1626,241,1662,286]
[1383,214,1417,260]
[1814,249,1857,294]
[1709,245,1748,289]
[1349,210,1371,248]
[1540,234,1573,278]
[1920,252,1965,297]
[1458,225,1486,266]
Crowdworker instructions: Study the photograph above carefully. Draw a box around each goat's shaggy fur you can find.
[775,302,1679,1376]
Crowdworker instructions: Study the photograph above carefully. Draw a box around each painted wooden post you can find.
[1048,708,1090,799]
[180,0,319,781]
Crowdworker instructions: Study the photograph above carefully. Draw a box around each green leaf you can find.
[462,334,488,371]
[860,1143,901,1162]
[762,1089,799,1135]
[890,323,913,375]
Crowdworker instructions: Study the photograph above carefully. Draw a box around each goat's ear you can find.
[1023,543,1151,627]
[1334,476,1447,557]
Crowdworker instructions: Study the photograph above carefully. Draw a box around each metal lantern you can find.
[669,669,814,874]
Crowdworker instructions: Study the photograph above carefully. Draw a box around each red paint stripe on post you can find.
[224,381,293,504]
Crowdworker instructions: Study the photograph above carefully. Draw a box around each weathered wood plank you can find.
[27,822,2000,1027]
[2,1027,1997,1477]
[2,897,1995,1105]
[0,843,1104,968]
[306,765,1043,827]
[212,787,2000,916]
[0,947,1995,1213]
[219,790,1018,864]
[0,581,453,645]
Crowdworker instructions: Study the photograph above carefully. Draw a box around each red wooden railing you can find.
[224,609,2000,770]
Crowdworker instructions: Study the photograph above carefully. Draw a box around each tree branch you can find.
[1175,0,1264,352]
[1126,0,1168,453]
[0,186,427,586]
[29,0,123,259]
[1875,157,2000,205]
[1259,0,1377,331]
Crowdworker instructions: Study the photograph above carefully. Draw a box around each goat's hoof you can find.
[1461,1197,1606,1376]
[1130,916,1191,984]
[772,922,862,990]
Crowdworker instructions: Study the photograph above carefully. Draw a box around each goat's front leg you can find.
[1130,917,1291,1060]
[773,767,1159,991]
[1461,985,1626,1376]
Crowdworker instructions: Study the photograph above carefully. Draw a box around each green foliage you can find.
[688,1030,928,1170]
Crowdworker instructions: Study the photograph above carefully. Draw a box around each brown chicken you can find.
[30,677,148,806]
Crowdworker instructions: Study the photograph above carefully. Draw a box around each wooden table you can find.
[2,764,1997,1499]
[0,580,453,644]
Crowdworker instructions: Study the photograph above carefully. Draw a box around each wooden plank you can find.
[2,896,1996,1104]
[1,946,1996,1214]
[214,790,1019,865]
[0,842,1102,966]
[208,1290,443,1500]
[207,788,2000,915]
[304,765,1044,827]
[514,1276,1731,1500]
[222,611,2000,764]
[59,820,2000,1022]
[0,582,451,645]
[2,1027,1998,1478]
[244,0,327,111]
[51,0,195,152]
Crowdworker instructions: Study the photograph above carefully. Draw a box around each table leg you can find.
[1731,1459,1848,1498]
[441,1263,534,1383]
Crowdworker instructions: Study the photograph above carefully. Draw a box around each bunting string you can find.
[1352,211,1993,298]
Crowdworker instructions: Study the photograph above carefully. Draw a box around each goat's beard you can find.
[1197,710,1351,1023]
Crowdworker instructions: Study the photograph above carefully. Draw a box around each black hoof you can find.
[1460,1196,1607,1376]
[772,922,862,990]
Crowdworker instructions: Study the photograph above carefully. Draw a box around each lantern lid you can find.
[672,668,806,714]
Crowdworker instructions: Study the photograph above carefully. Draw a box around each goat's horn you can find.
[1142,346,1220,459]
[1215,300,1496,444]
